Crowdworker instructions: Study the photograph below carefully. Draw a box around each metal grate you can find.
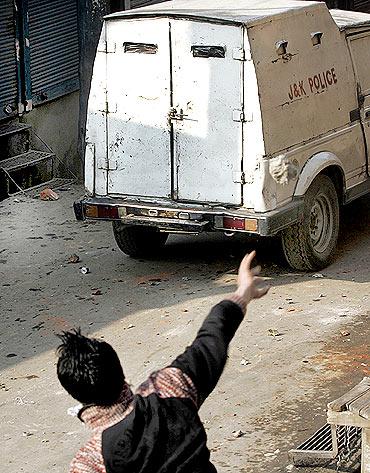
[0,123,31,138]
[0,150,53,172]
[289,424,362,467]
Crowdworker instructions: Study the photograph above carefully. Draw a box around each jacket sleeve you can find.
[170,300,244,406]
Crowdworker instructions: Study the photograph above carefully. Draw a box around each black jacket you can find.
[102,300,244,473]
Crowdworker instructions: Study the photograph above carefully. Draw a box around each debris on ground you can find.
[264,449,280,459]
[23,374,39,380]
[14,396,35,405]
[340,330,350,337]
[80,267,90,275]
[312,273,325,278]
[268,328,283,337]
[123,324,135,330]
[240,358,251,366]
[40,188,59,201]
[68,254,80,264]
[232,430,246,438]
[32,322,44,331]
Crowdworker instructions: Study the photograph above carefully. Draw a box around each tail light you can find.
[85,204,119,219]
[221,216,258,232]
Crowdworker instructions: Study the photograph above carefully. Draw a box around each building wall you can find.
[21,91,80,178]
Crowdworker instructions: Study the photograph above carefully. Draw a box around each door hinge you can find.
[106,101,117,114]
[98,101,116,114]
[232,109,253,122]
[232,47,251,61]
[97,41,116,54]
[97,158,118,171]
[233,109,245,122]
[232,171,246,184]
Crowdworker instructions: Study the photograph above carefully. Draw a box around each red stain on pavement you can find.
[311,343,370,376]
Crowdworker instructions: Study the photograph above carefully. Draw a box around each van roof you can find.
[106,0,324,26]
[330,9,370,30]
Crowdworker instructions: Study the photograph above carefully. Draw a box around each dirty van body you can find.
[74,0,370,270]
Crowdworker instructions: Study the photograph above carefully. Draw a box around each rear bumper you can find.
[73,196,304,237]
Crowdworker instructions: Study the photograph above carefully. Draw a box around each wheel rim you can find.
[309,192,334,253]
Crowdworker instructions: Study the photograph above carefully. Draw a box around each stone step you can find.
[0,122,31,160]
[0,150,54,199]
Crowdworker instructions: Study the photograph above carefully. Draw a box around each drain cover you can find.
[289,423,361,467]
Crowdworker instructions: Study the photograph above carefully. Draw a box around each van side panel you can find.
[248,7,358,154]
[248,8,367,208]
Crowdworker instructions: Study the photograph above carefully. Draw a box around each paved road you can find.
[0,185,369,473]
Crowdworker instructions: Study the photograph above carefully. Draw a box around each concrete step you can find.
[0,150,54,199]
[0,122,31,160]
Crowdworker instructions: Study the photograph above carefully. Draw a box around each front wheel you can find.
[112,223,168,257]
[282,175,340,271]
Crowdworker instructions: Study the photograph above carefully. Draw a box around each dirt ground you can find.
[0,184,369,473]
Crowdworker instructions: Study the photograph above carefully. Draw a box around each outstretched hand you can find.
[234,251,269,306]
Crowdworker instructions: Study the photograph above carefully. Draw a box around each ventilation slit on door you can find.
[191,46,225,58]
[123,42,158,54]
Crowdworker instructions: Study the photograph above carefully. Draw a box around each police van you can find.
[74,0,370,270]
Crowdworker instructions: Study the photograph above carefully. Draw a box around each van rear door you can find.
[105,18,244,205]
[171,21,244,205]
[106,18,172,198]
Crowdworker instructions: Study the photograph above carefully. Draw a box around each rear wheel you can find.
[282,175,340,270]
[112,223,168,257]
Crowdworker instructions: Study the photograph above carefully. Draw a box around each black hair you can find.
[56,328,125,406]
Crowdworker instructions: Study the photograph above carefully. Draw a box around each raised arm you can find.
[171,251,269,406]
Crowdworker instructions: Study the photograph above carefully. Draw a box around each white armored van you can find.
[74,0,370,270]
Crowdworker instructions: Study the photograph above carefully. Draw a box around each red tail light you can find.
[85,205,119,219]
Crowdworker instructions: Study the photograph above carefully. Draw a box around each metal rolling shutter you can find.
[130,0,168,8]
[353,0,370,12]
[28,0,79,105]
[0,1,18,120]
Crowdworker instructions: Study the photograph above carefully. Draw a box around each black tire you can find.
[282,175,340,271]
[112,223,168,257]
